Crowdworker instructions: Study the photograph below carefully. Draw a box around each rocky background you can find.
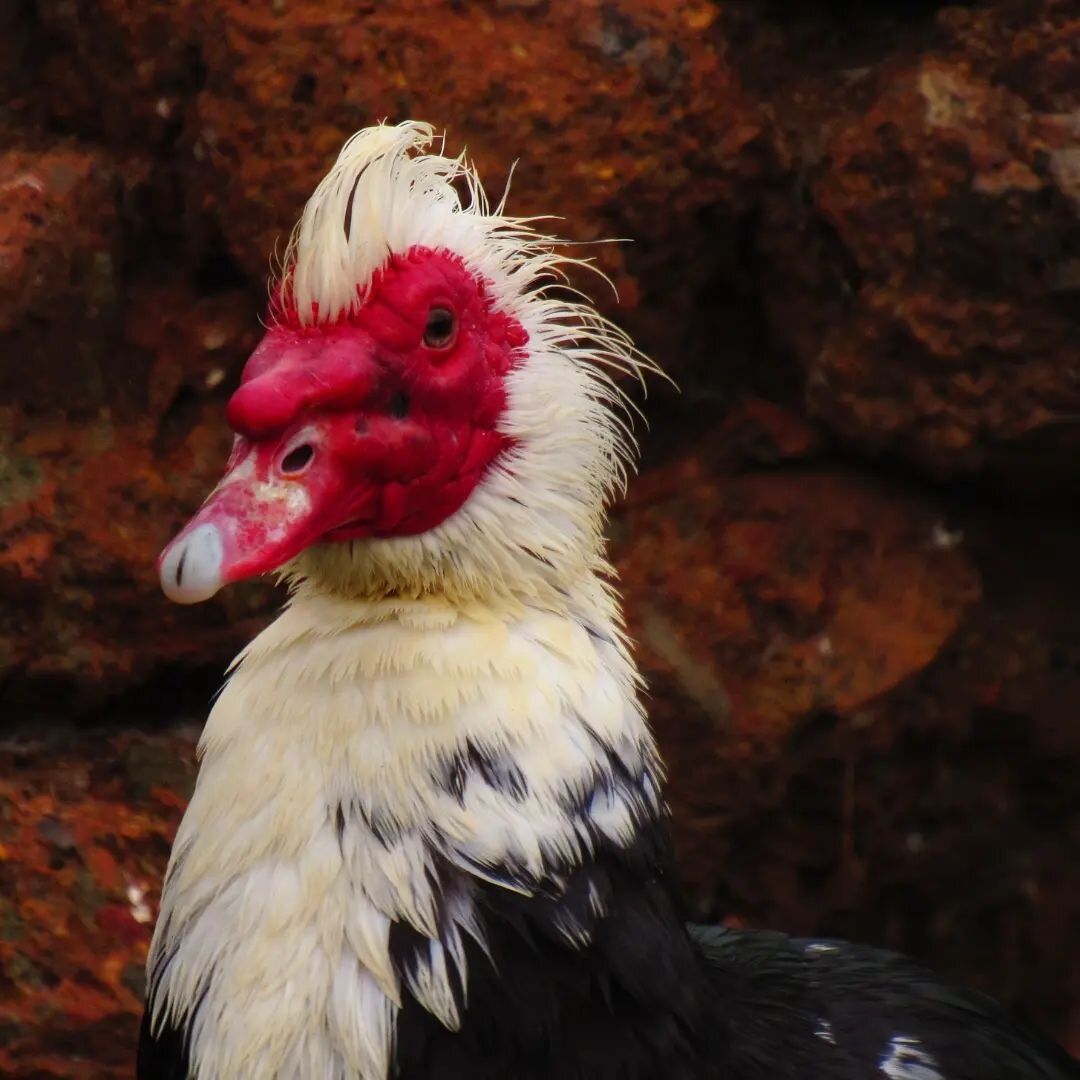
[0,0,1078,1074]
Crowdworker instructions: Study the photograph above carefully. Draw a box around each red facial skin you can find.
[158,248,528,590]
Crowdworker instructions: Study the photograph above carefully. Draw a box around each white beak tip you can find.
[159,523,225,604]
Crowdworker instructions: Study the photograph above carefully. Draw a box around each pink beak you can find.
[157,435,349,603]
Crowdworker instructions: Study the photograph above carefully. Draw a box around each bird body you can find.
[142,122,1077,1080]
[145,586,664,1079]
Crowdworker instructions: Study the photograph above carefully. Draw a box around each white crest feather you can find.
[275,120,661,604]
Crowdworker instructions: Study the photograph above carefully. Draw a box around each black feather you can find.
[692,925,1080,1080]
[393,818,718,1080]
[137,1007,190,1080]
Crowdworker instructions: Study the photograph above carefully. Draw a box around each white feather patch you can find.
[149,593,657,1079]
[880,1035,944,1080]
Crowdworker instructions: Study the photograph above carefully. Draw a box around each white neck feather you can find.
[148,574,659,1080]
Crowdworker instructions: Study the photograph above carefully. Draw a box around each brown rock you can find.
[182,0,771,378]
[749,0,1080,484]
[33,1,201,149]
[0,6,36,133]
[0,148,124,414]
[808,59,1080,479]
[617,463,980,754]
[0,725,196,1078]
[613,451,1080,1040]
[0,0,1078,1050]
[0,281,270,708]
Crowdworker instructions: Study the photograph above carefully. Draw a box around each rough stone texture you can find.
[0,149,125,414]
[32,1,201,150]
[0,280,272,710]
[742,0,1080,486]
[615,450,1080,1048]
[810,57,1079,481]
[0,725,195,1078]
[620,462,981,755]
[183,0,772,382]
[0,0,1078,1067]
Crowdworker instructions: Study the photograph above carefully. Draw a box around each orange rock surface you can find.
[0,0,1077,1070]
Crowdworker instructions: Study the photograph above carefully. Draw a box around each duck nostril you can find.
[280,444,315,474]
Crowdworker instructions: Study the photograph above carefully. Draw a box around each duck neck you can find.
[150,574,706,1079]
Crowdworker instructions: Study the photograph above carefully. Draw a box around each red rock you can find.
[0,1,1078,1059]
[0,280,270,707]
[96,903,147,945]
[756,6,1080,482]
[0,728,194,1078]
[0,148,125,414]
[181,0,772,377]
[33,1,201,148]
[712,399,826,467]
[613,452,1080,1041]
[618,464,981,754]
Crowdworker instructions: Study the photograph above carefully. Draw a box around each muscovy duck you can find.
[141,121,1078,1080]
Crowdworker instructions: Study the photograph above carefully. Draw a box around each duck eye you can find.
[423,306,456,350]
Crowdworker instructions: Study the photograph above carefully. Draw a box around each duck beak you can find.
[156,434,343,604]
[157,326,387,604]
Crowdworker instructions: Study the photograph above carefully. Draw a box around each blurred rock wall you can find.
[0,0,1077,1057]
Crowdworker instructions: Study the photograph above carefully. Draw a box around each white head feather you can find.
[274,120,656,607]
